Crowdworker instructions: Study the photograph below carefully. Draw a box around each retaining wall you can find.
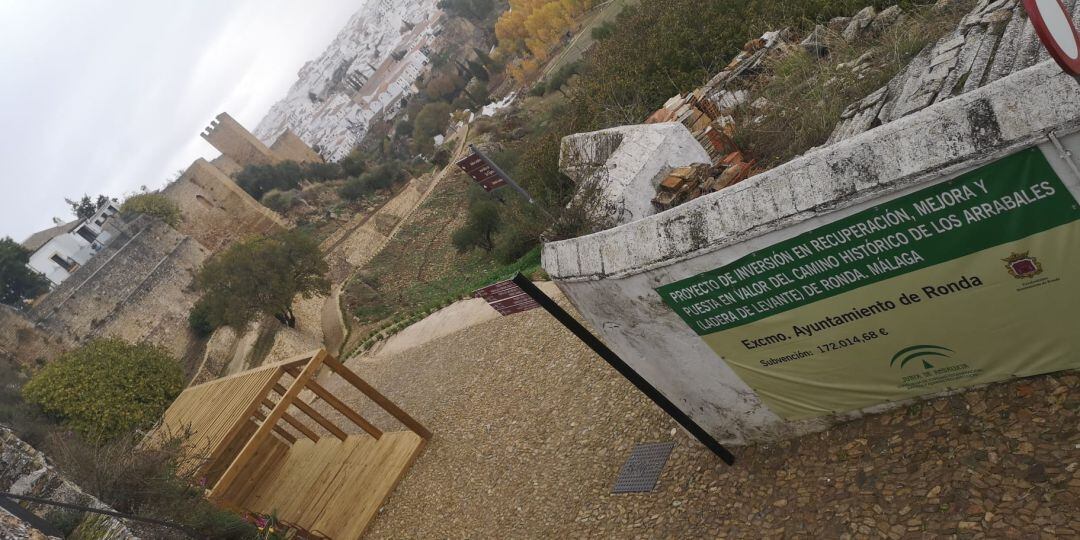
[29,215,209,359]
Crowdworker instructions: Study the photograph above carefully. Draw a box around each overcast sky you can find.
[0,0,363,242]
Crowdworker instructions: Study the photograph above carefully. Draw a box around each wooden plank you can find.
[301,378,383,440]
[261,398,320,442]
[273,383,348,441]
[317,433,426,539]
[200,367,285,476]
[323,355,432,439]
[236,432,426,539]
[210,351,326,503]
[151,367,285,479]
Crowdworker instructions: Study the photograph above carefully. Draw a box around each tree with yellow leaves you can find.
[495,0,597,60]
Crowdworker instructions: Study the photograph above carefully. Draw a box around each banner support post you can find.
[510,273,736,466]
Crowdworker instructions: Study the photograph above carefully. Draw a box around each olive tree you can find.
[196,230,329,328]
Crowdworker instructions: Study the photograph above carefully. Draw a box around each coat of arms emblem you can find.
[1003,252,1043,279]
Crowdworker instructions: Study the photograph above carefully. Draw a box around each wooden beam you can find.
[210,350,327,502]
[252,409,298,444]
[323,355,431,440]
[302,378,383,440]
[273,383,348,441]
[262,398,320,442]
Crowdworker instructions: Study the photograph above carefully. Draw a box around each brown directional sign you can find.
[456,152,508,192]
[474,279,540,316]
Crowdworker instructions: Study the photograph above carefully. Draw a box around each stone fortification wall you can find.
[29,216,209,359]
[201,112,278,168]
[542,61,1080,445]
[210,154,243,177]
[0,306,67,371]
[270,129,324,164]
[163,158,285,252]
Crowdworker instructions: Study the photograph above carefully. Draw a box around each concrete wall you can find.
[542,61,1080,445]
[559,123,710,227]
[201,112,278,168]
[270,129,324,164]
[163,158,286,252]
[29,215,210,359]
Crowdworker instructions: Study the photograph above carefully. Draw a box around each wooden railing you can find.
[207,349,430,502]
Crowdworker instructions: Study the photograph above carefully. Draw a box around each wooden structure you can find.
[152,350,430,539]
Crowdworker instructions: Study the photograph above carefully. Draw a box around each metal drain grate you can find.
[612,442,675,493]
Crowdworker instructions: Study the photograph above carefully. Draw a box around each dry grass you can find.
[733,3,975,167]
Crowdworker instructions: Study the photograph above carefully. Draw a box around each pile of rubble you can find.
[646,2,950,212]
[645,32,795,210]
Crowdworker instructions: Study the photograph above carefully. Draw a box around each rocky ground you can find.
[303,292,1080,539]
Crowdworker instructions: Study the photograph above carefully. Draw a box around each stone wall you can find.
[163,158,286,252]
[0,307,67,371]
[201,112,278,168]
[210,154,243,177]
[542,60,1080,445]
[29,215,209,360]
[829,0,1065,144]
[270,129,324,164]
[0,426,135,539]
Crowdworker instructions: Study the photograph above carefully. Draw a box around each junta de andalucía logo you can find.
[890,345,954,370]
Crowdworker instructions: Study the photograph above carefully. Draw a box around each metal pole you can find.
[470,144,535,204]
[510,274,736,465]
[469,145,557,220]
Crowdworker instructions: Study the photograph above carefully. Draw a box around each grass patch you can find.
[343,246,543,358]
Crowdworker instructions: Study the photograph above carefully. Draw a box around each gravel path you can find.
[307,295,1080,538]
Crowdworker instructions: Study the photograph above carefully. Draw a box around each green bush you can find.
[494,221,539,264]
[451,200,501,253]
[236,161,304,200]
[260,189,296,213]
[0,238,50,307]
[339,177,372,201]
[339,151,368,177]
[529,82,547,97]
[545,61,581,95]
[22,339,184,442]
[188,298,217,338]
[431,147,452,168]
[120,193,182,227]
[303,162,343,181]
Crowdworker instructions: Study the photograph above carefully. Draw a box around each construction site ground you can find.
[305,289,1080,539]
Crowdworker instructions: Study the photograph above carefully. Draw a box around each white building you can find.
[23,202,121,287]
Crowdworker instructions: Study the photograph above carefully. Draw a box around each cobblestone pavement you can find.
[314,298,1079,539]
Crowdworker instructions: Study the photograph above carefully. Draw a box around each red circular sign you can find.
[1023,0,1080,75]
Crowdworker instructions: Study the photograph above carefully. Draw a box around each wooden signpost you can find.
[474,279,541,316]
[455,145,544,208]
